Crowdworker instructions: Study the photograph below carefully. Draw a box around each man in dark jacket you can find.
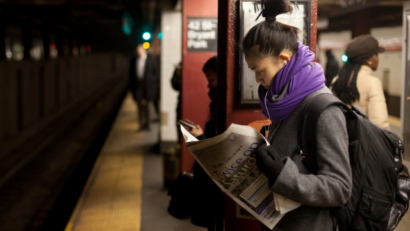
[129,44,159,130]
[171,62,182,125]
[325,50,340,87]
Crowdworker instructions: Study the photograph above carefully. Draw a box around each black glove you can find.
[255,143,285,187]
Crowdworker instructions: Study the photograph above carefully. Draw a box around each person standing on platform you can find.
[184,56,218,139]
[181,56,223,231]
[242,0,351,230]
[171,62,182,128]
[129,44,159,131]
[324,50,339,87]
[331,35,390,130]
[171,62,183,144]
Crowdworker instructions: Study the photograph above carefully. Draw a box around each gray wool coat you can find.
[265,87,352,231]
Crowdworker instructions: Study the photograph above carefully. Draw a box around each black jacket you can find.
[129,54,159,101]
[191,115,223,229]
[325,56,339,87]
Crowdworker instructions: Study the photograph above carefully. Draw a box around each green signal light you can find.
[342,54,348,62]
[143,32,151,40]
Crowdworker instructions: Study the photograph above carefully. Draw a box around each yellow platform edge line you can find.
[135,153,144,231]
[64,96,131,231]
[64,155,103,231]
[65,152,144,231]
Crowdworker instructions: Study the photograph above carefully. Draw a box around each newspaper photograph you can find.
[181,124,300,229]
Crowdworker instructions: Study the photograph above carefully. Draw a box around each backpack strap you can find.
[299,93,355,173]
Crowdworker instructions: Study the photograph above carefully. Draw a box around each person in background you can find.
[331,34,390,130]
[325,50,339,87]
[171,62,182,129]
[129,44,159,131]
[242,0,351,230]
[182,56,222,231]
[185,56,217,139]
[171,62,183,144]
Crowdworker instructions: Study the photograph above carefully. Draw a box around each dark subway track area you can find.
[0,80,127,231]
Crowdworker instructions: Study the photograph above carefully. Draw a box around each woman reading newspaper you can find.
[244,0,352,230]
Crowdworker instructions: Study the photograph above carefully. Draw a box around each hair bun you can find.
[265,16,276,23]
[257,0,293,22]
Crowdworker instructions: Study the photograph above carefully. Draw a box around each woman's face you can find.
[205,69,218,88]
[245,54,285,89]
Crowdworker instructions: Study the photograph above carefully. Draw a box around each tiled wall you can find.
[318,27,403,116]
[0,54,128,151]
[319,27,403,97]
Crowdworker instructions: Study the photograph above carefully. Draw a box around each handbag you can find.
[167,172,194,219]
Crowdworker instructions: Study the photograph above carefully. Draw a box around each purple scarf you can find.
[258,42,325,123]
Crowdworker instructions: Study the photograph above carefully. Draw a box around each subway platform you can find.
[65,94,205,231]
[64,94,410,231]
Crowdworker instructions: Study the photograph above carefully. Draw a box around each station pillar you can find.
[56,33,64,57]
[22,24,31,60]
[0,19,5,60]
[43,28,50,59]
[180,0,218,172]
[402,1,410,160]
[351,8,372,38]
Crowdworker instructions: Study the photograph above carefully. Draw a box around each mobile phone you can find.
[178,120,197,129]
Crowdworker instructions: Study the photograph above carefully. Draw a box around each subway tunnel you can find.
[0,0,410,231]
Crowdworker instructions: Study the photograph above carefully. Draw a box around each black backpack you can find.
[299,93,410,231]
[167,172,194,219]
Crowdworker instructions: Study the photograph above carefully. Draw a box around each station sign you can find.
[187,17,218,52]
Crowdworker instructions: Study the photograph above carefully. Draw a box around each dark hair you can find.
[332,55,372,105]
[203,56,217,74]
[325,50,332,56]
[242,0,299,58]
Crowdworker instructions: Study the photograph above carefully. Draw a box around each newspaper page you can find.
[181,124,300,229]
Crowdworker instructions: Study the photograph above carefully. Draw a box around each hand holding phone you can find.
[178,120,197,129]
[179,119,204,137]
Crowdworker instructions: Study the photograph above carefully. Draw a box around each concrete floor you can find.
[141,143,206,231]
[133,97,207,231]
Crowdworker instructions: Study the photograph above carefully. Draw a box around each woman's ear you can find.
[279,53,291,62]
[366,57,373,65]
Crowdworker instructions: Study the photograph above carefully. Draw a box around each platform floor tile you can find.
[66,94,204,231]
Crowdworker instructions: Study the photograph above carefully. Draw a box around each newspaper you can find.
[181,124,300,229]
